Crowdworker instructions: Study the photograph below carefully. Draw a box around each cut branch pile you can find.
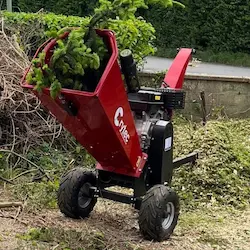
[0,18,62,155]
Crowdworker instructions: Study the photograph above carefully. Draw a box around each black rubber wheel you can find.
[138,185,180,241]
[57,168,97,219]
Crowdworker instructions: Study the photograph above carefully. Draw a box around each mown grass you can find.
[13,205,250,250]
[16,228,118,250]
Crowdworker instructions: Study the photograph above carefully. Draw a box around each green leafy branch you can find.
[26,0,183,98]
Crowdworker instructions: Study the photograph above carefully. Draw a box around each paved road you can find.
[142,56,250,78]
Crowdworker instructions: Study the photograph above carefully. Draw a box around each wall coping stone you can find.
[139,71,250,84]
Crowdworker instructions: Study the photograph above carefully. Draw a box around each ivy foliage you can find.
[19,0,182,98]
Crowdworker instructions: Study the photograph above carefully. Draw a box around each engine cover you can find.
[147,120,174,186]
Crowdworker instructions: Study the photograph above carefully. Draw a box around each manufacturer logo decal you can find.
[114,107,130,144]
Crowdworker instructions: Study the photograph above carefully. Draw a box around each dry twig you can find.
[0,201,23,208]
[0,175,14,184]
[0,209,28,226]
[0,17,65,169]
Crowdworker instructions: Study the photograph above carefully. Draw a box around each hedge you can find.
[1,11,90,56]
[143,0,250,53]
[4,0,249,54]
[14,0,97,16]
[1,10,156,63]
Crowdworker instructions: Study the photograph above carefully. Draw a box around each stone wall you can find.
[138,72,250,121]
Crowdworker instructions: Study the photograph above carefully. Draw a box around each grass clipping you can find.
[173,118,250,209]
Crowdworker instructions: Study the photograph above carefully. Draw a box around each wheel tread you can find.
[57,168,97,219]
[139,185,180,241]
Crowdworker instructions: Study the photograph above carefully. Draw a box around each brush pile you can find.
[0,18,61,154]
[173,118,250,209]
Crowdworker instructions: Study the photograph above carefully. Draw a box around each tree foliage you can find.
[18,0,180,98]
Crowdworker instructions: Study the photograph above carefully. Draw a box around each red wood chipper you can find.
[21,29,197,241]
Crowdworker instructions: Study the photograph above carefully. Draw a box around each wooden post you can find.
[200,91,207,125]
[7,0,12,12]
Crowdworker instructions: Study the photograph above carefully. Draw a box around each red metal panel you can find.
[162,48,192,89]
[96,59,147,177]
[21,29,146,178]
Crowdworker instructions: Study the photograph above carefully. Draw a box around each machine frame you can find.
[21,29,198,242]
